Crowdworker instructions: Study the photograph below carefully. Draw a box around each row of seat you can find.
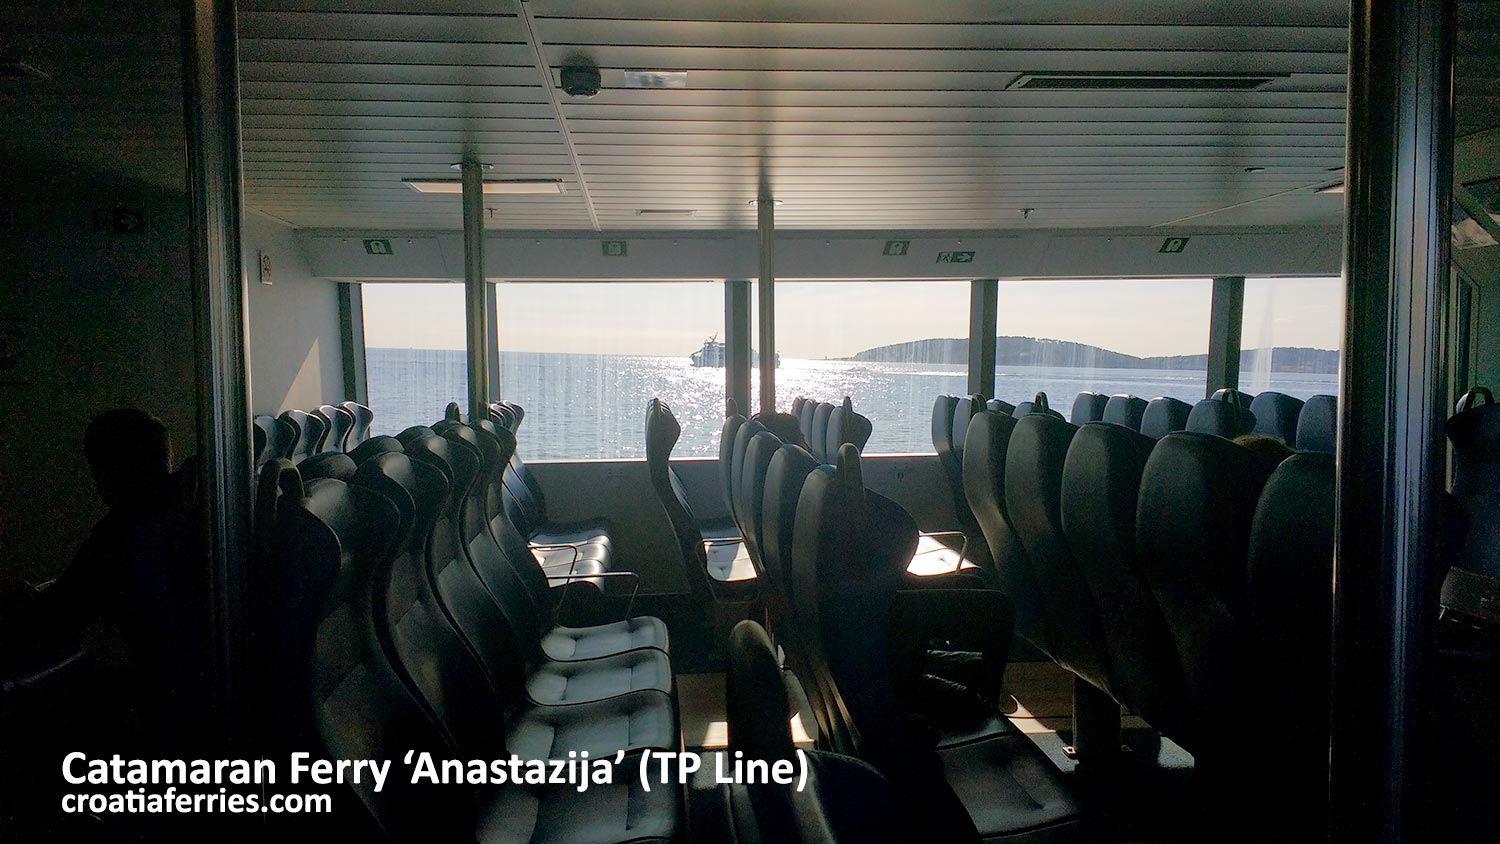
[1065,388,1338,452]
[955,394,1336,831]
[252,413,682,843]
[689,396,1086,842]
[790,395,874,463]
[253,401,373,467]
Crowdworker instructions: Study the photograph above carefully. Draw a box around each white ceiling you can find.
[230,0,1494,233]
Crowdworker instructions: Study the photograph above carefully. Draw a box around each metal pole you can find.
[756,177,776,414]
[182,0,250,749]
[485,282,501,404]
[1205,276,1245,397]
[968,279,998,397]
[1329,1,1454,842]
[725,279,752,417]
[460,158,489,421]
[337,283,368,404]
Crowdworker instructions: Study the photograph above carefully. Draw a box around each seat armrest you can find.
[887,588,1014,722]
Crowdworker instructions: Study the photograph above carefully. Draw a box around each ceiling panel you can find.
[235,0,1356,231]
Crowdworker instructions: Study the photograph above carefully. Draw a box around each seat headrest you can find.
[1187,394,1256,438]
[810,402,836,462]
[443,401,465,423]
[1446,388,1500,497]
[1070,392,1110,425]
[348,435,403,466]
[932,395,959,453]
[1102,394,1148,430]
[1248,391,1305,446]
[645,397,683,459]
[1140,396,1192,439]
[827,398,873,461]
[297,452,357,482]
[1295,395,1338,454]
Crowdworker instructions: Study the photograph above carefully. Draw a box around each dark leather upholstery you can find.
[791,446,1083,842]
[798,399,818,443]
[1295,394,1338,454]
[724,619,906,844]
[963,410,1049,652]
[933,395,994,576]
[1140,396,1192,439]
[341,400,373,445]
[1005,414,1111,693]
[810,401,835,462]
[826,396,873,462]
[719,412,747,516]
[253,458,299,571]
[646,398,722,603]
[297,451,357,482]
[1069,392,1110,425]
[731,418,768,531]
[762,443,821,642]
[1248,391,1304,446]
[1061,422,1185,738]
[316,404,355,453]
[1186,389,1256,438]
[1135,432,1278,754]
[737,430,783,579]
[1102,395,1148,431]
[494,402,613,559]
[985,398,1015,415]
[1446,387,1500,498]
[279,409,326,463]
[932,395,961,493]
[1013,392,1065,421]
[347,434,403,467]
[253,414,296,467]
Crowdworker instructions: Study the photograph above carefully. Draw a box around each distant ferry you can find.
[691,336,779,368]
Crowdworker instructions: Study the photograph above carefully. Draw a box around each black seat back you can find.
[720,410,748,516]
[810,402,836,462]
[1102,395,1147,431]
[799,400,819,444]
[826,396,873,462]
[253,458,299,572]
[1446,387,1500,497]
[280,409,325,463]
[488,402,517,431]
[1295,394,1337,454]
[275,476,470,840]
[1014,391,1064,421]
[1135,432,1277,752]
[932,395,961,497]
[1070,392,1109,425]
[731,418,768,533]
[1140,396,1192,439]
[254,414,296,467]
[341,400,374,445]
[1248,391,1304,446]
[347,434,403,467]
[1006,414,1110,692]
[762,443,820,639]
[1186,388,1256,438]
[317,404,355,453]
[1061,422,1184,736]
[646,398,713,605]
[986,398,1015,415]
[963,410,1048,650]
[297,452,357,483]
[738,429,784,577]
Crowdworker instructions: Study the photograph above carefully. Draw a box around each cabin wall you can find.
[243,213,347,415]
[1454,248,1500,388]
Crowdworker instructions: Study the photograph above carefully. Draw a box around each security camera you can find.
[560,64,601,98]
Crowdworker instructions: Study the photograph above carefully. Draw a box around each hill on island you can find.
[849,336,1339,374]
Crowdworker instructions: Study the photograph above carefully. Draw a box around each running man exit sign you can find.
[1159,237,1190,254]
[363,239,393,255]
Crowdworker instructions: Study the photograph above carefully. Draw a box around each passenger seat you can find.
[1185,388,1256,438]
[1140,396,1192,439]
[1069,391,1110,425]
[1102,394,1148,431]
[1295,394,1338,454]
[1248,391,1305,446]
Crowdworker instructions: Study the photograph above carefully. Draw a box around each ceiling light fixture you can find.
[403,178,565,195]
[748,199,784,207]
[1007,71,1285,91]
[1315,182,1346,195]
[622,70,688,89]
[635,209,696,216]
[1244,166,1266,173]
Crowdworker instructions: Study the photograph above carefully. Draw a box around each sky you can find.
[360,276,1344,360]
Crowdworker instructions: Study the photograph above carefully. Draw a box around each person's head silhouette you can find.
[83,409,173,511]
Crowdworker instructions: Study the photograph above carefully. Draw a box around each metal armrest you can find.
[534,543,580,566]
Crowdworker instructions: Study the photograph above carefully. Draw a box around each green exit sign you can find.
[363,238,393,255]
[601,240,628,257]
[1159,237,1190,254]
[936,251,975,264]
[882,240,910,256]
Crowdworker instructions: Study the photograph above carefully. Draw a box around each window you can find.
[495,282,726,460]
[1240,277,1343,399]
[361,282,468,435]
[996,278,1213,408]
[770,281,971,454]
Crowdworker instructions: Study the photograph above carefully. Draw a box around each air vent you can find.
[1007,72,1285,91]
[0,62,50,81]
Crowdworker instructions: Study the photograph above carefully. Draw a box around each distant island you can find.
[849,336,1340,374]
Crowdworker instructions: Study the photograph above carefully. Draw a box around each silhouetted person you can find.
[17,409,208,749]
[1234,432,1294,464]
